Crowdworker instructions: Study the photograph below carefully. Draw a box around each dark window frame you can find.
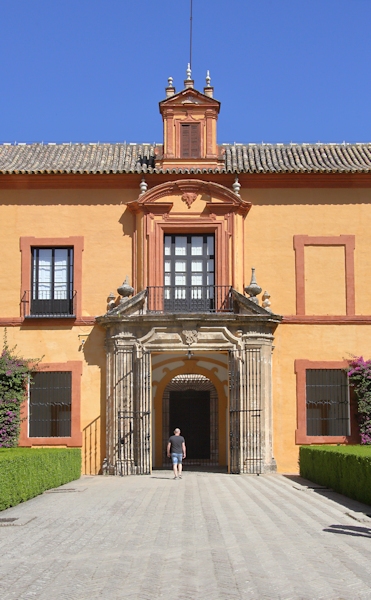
[29,371,72,438]
[305,368,350,437]
[31,246,74,316]
[295,359,359,445]
[164,233,215,311]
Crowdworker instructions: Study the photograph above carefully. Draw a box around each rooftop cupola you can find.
[158,67,223,169]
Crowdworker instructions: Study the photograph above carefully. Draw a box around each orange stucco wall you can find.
[1,182,371,474]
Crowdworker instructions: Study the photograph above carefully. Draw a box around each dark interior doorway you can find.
[169,390,210,459]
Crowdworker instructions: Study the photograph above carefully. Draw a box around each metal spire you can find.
[189,0,193,70]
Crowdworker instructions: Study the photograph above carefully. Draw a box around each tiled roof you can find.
[1,142,371,174]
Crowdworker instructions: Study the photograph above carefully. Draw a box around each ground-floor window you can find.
[295,359,357,444]
[29,371,72,437]
[306,369,349,436]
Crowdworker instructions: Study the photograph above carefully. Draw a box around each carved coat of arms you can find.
[181,192,197,209]
[182,329,198,345]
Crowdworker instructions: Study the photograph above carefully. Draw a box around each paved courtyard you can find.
[0,472,371,600]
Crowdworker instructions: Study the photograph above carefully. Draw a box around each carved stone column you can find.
[106,332,136,474]
[241,331,276,474]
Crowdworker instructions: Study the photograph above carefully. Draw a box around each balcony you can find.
[147,285,233,314]
[22,290,77,318]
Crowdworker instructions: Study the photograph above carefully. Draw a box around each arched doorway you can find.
[162,374,219,467]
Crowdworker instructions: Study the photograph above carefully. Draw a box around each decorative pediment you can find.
[127,179,251,217]
[97,290,146,321]
[232,289,282,319]
[159,87,220,112]
[96,288,282,327]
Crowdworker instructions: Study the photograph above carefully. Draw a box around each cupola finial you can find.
[165,76,175,98]
[184,63,194,89]
[204,69,214,97]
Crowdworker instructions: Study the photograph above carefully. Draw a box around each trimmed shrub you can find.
[300,445,371,506]
[0,448,81,511]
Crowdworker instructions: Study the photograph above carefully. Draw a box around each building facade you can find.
[0,71,369,474]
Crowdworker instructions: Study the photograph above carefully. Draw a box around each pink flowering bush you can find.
[347,356,371,445]
[0,334,37,447]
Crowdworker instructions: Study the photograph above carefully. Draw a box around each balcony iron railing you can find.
[147,285,233,313]
[22,290,77,318]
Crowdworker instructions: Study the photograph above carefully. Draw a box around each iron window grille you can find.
[28,247,74,317]
[29,371,72,437]
[306,369,350,436]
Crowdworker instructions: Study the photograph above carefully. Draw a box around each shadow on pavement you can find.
[323,524,371,538]
[283,474,371,517]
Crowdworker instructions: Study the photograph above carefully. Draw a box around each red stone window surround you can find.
[293,235,355,316]
[295,359,359,445]
[20,236,84,320]
[19,361,83,447]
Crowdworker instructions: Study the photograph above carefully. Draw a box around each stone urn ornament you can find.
[244,268,262,304]
[117,276,134,303]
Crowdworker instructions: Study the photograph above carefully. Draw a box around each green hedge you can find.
[0,448,81,511]
[299,445,371,506]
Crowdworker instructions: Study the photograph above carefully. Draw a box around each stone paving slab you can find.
[0,472,371,599]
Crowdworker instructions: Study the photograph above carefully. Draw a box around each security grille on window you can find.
[31,248,74,316]
[306,369,350,436]
[29,372,72,437]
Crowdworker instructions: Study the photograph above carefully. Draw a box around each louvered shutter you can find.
[181,123,200,158]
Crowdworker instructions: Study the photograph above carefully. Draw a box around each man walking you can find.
[167,428,186,479]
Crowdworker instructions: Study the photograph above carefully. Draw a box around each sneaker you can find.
[173,476,178,479]
[179,475,182,479]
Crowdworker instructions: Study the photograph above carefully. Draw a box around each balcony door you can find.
[31,247,74,316]
[164,234,215,312]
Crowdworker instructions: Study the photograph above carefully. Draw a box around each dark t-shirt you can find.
[168,435,185,454]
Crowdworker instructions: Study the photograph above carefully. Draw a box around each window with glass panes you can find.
[31,248,74,316]
[164,234,215,311]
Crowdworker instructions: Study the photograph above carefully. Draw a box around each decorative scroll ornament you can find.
[262,291,272,312]
[183,329,198,345]
[181,192,197,208]
[107,292,116,311]
[244,268,262,304]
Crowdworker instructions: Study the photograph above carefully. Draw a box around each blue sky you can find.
[0,0,370,144]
